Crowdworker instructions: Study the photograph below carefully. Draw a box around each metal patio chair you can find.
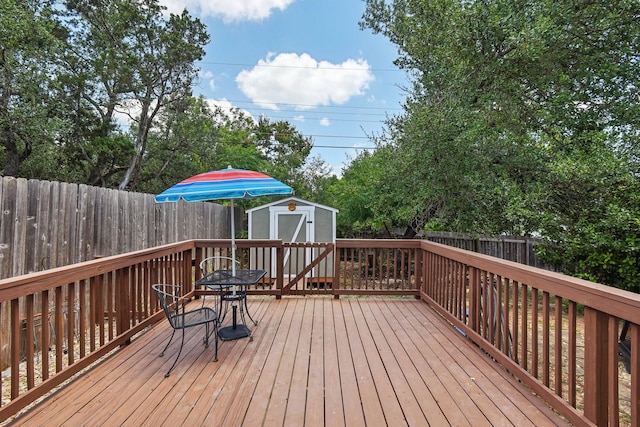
[152,284,219,377]
[199,255,239,277]
[199,256,239,319]
[199,256,240,312]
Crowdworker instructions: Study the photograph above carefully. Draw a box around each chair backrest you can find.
[199,256,240,276]
[152,284,181,329]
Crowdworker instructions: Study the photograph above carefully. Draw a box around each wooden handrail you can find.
[421,239,640,319]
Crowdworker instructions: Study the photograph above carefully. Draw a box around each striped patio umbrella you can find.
[155,166,293,276]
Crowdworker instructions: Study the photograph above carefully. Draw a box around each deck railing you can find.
[0,238,637,426]
[419,239,640,427]
[0,241,196,421]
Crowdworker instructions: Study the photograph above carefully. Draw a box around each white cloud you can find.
[160,0,295,22]
[319,117,330,127]
[236,53,374,110]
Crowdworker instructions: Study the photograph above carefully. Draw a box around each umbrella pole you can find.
[230,199,238,329]
[231,199,237,277]
[219,200,249,340]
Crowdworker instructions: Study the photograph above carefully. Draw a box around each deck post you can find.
[631,323,640,427]
[275,243,284,299]
[583,307,609,426]
[333,244,340,299]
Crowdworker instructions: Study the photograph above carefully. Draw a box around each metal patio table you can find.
[196,269,266,341]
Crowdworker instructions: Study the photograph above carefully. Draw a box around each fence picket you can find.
[1,177,17,277]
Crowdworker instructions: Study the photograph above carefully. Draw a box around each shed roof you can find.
[246,196,339,214]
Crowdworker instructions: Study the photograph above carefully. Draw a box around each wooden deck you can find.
[8,297,569,426]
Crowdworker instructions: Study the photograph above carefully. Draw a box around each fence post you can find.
[583,307,609,426]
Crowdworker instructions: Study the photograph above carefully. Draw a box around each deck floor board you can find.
[8,298,571,427]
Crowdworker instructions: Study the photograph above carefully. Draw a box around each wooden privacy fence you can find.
[0,177,558,283]
[422,231,556,270]
[0,176,230,280]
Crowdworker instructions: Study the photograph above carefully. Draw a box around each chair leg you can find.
[243,295,258,326]
[165,329,185,378]
[210,319,221,362]
[213,326,219,362]
[160,329,177,357]
[218,294,229,324]
[204,322,210,348]
[201,287,207,309]
[212,319,219,362]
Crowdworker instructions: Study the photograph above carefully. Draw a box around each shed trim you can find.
[246,196,339,214]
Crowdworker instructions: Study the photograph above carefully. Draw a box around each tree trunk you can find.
[403,202,442,239]
[1,124,21,177]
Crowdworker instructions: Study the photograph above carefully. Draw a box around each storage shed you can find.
[247,197,338,285]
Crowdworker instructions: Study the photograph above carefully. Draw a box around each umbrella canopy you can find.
[155,167,293,276]
[154,167,293,203]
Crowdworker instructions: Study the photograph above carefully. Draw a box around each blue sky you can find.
[160,0,408,175]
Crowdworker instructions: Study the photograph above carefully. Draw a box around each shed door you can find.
[270,206,314,276]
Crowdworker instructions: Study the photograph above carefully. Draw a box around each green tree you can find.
[252,117,313,185]
[62,0,209,190]
[0,0,324,203]
[528,142,640,291]
[359,0,640,288]
[135,97,270,194]
[326,149,393,236]
[135,96,218,194]
[0,0,64,177]
[132,96,320,204]
[295,155,337,203]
